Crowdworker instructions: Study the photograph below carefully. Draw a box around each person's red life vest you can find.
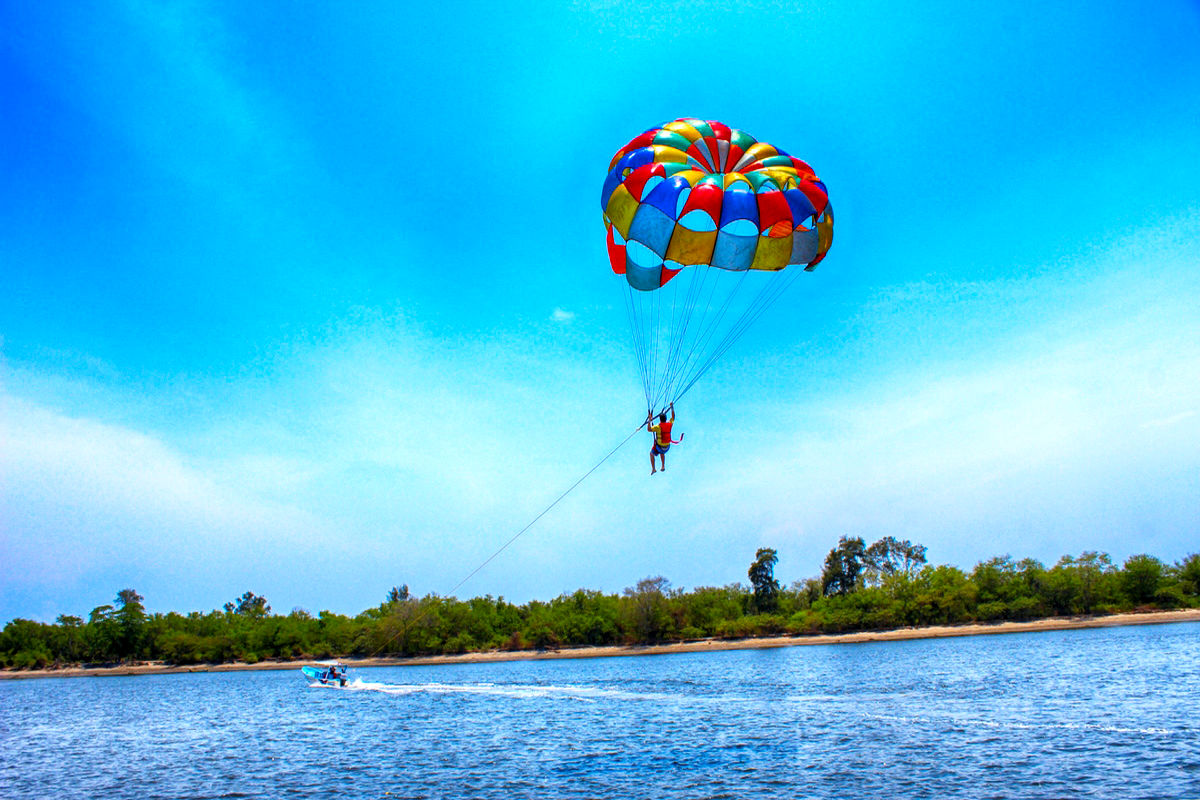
[656,420,673,445]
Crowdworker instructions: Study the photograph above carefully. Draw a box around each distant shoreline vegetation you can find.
[3,539,1198,671]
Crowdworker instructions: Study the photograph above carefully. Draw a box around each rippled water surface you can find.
[3,622,1199,798]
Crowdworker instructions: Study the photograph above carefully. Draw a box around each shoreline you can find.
[4,608,1197,681]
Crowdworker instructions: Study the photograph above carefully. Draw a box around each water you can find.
[3,622,1198,799]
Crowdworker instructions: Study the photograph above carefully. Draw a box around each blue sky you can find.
[3,1,1199,622]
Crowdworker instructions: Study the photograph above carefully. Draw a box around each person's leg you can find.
[650,449,657,474]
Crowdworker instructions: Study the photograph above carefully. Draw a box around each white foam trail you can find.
[309,679,671,702]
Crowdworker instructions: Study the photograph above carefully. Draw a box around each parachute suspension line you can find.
[623,284,652,405]
[647,285,660,408]
[645,263,752,410]
[715,264,808,368]
[652,263,709,410]
[663,265,752,403]
[644,287,658,406]
[648,274,681,410]
[370,419,646,658]
[673,265,808,405]
[641,284,656,404]
[666,262,726,410]
[665,269,697,396]
[649,271,686,408]
[674,275,789,405]
[660,265,719,406]
[625,261,810,413]
[628,280,657,409]
[672,264,724,401]
[625,288,639,398]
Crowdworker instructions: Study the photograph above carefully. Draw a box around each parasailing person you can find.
[647,403,682,474]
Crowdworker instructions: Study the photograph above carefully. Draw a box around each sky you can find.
[2,1,1199,622]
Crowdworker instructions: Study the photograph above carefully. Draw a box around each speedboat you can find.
[301,660,348,687]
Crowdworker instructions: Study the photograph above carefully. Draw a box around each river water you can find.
[3,622,1198,799]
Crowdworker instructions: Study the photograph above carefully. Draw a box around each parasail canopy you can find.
[600,118,834,410]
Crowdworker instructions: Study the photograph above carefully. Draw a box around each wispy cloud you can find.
[679,227,1200,572]
[0,315,636,617]
[551,308,576,323]
[0,391,335,616]
[1141,410,1196,429]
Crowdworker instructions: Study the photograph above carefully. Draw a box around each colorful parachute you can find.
[600,119,834,409]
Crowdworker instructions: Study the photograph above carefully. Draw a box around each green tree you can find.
[0,619,54,668]
[622,576,674,643]
[522,601,561,651]
[863,537,928,586]
[225,591,271,618]
[970,555,1022,620]
[1174,553,1200,599]
[748,548,782,613]
[114,589,147,660]
[54,615,84,662]
[550,590,620,646]
[1047,552,1118,614]
[810,586,901,632]
[1121,554,1164,604]
[879,571,919,625]
[909,565,976,625]
[789,578,823,610]
[85,604,119,661]
[822,536,866,596]
[157,630,206,664]
[1008,558,1049,619]
[676,584,748,636]
[1077,551,1118,611]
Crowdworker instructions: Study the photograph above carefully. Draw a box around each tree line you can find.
[3,540,1198,670]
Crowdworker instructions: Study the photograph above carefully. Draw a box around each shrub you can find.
[714,614,786,638]
[786,610,821,635]
[12,649,50,669]
[1153,586,1186,609]
[527,624,560,651]
[976,601,1008,622]
[500,630,527,651]
[442,634,474,655]
[819,606,863,633]
[157,632,205,665]
[1007,596,1043,621]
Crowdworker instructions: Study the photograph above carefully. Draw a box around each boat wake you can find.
[308,679,667,702]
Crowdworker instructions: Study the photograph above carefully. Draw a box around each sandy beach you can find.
[5,608,1197,681]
